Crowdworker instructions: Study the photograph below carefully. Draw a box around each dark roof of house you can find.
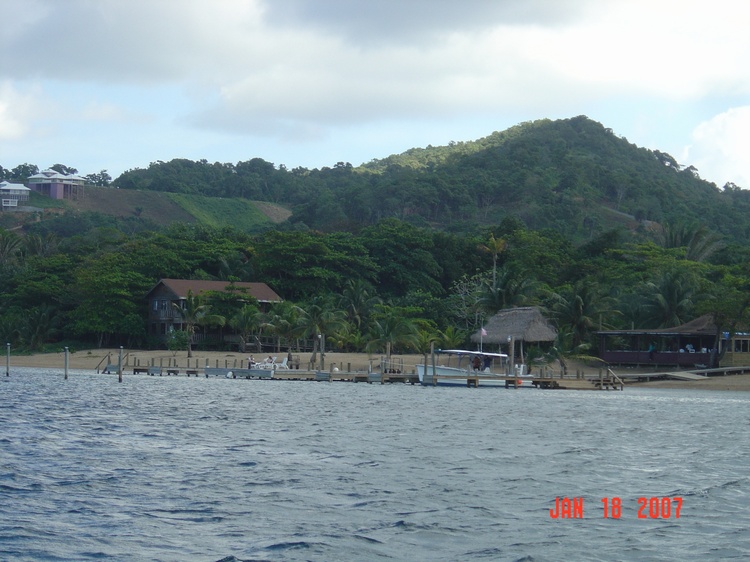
[596,314,717,337]
[147,279,282,303]
[471,306,558,344]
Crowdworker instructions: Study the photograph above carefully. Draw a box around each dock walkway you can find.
[102,356,750,389]
[617,365,750,383]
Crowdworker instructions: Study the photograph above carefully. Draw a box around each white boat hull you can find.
[204,367,274,379]
[415,364,534,387]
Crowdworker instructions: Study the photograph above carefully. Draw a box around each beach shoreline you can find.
[5,348,750,391]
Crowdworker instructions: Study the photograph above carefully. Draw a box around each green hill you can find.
[108,116,750,244]
[7,115,750,244]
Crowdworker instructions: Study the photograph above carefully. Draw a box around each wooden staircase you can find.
[592,368,625,390]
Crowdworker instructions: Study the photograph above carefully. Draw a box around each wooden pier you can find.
[201,366,421,384]
[120,361,628,390]
[103,350,750,390]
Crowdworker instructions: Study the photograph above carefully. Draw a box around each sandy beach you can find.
[5,348,750,391]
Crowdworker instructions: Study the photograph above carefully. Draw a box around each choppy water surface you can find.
[1,368,749,561]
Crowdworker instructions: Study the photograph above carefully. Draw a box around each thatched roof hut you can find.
[472,307,557,350]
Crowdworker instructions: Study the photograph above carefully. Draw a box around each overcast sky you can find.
[1,0,748,188]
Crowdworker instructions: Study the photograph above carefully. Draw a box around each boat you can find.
[416,349,534,387]
[204,356,293,379]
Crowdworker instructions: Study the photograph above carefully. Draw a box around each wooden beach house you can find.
[146,278,282,347]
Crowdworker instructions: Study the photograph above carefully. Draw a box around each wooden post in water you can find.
[321,334,326,371]
[64,347,69,380]
[5,343,9,377]
[430,341,436,386]
[118,346,123,383]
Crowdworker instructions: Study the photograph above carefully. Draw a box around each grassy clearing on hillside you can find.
[167,193,276,232]
[1,186,292,232]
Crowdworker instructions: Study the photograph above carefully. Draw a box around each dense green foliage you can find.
[2,116,750,362]
[112,116,750,244]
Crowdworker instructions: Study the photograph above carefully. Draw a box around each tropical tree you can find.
[479,234,507,290]
[22,233,59,259]
[360,218,443,298]
[641,268,699,328]
[172,290,224,357]
[68,254,152,348]
[477,266,537,314]
[446,272,486,331]
[696,271,750,366]
[338,278,381,330]
[0,230,22,266]
[299,296,348,366]
[230,303,262,352]
[166,326,190,356]
[656,222,725,262]
[365,305,420,356]
[548,279,618,350]
[19,305,59,351]
[436,325,467,349]
[261,300,305,352]
[0,310,21,346]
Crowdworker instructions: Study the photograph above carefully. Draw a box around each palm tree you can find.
[0,230,22,265]
[20,305,59,351]
[299,296,348,366]
[22,233,59,259]
[544,328,605,376]
[656,222,724,262]
[477,266,536,314]
[365,305,420,356]
[548,280,618,349]
[642,269,698,328]
[230,303,262,352]
[479,234,507,290]
[436,325,467,349]
[262,300,305,352]
[338,279,381,330]
[172,290,224,358]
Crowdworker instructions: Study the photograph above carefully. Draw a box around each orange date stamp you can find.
[549,496,683,519]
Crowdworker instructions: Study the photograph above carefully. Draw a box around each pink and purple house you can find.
[27,169,85,200]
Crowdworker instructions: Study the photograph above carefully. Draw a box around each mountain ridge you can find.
[6,116,750,244]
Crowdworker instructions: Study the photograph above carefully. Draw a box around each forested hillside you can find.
[113,116,750,244]
[1,115,749,363]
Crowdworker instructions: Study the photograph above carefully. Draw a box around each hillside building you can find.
[27,169,85,200]
[146,278,282,348]
[0,181,31,210]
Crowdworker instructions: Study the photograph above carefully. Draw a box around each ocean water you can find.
[1,368,749,562]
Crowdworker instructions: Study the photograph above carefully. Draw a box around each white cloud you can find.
[0,82,41,140]
[0,0,749,179]
[685,107,750,188]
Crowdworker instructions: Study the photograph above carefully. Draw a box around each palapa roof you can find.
[472,307,557,344]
